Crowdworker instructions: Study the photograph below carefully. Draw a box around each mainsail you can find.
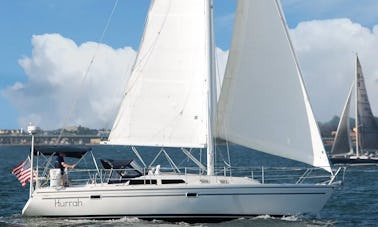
[355,56,378,151]
[109,0,211,148]
[216,0,331,172]
[331,84,354,156]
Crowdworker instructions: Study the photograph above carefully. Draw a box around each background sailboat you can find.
[330,56,378,164]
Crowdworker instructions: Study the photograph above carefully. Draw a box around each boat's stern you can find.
[21,197,32,216]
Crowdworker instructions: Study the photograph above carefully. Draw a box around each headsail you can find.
[331,84,354,156]
[355,56,378,151]
[109,0,211,148]
[216,0,331,172]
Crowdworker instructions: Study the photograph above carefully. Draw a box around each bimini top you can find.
[100,159,135,169]
[100,159,144,179]
[33,145,91,158]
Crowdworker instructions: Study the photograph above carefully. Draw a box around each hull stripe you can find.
[41,191,327,200]
[36,185,334,194]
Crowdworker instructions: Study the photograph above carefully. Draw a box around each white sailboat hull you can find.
[23,177,334,221]
[19,0,338,221]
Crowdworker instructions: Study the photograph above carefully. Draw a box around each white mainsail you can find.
[216,0,331,172]
[109,0,210,148]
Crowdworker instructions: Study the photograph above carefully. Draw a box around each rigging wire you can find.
[57,0,119,143]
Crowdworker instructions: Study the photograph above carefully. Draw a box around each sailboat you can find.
[330,56,378,165]
[21,0,341,221]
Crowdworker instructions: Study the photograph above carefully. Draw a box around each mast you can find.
[27,124,37,198]
[355,55,360,157]
[206,0,216,176]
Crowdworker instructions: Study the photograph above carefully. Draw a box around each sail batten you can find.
[216,0,331,172]
[108,0,210,148]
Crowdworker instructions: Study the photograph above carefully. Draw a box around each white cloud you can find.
[282,0,378,28]
[4,18,378,130]
[3,33,136,129]
[290,19,378,121]
[3,34,229,130]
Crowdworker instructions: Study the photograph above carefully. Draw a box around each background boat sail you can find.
[330,56,378,164]
[21,0,341,221]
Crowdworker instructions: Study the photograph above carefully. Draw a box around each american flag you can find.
[12,157,32,187]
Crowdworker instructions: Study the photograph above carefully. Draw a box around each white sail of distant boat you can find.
[21,0,341,221]
[331,55,378,164]
[331,84,354,156]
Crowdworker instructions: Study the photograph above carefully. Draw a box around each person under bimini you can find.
[55,152,76,186]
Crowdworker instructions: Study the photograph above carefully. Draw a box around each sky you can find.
[1,0,378,130]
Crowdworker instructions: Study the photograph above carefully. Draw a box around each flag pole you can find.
[27,124,37,198]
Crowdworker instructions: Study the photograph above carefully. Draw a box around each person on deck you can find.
[55,152,76,186]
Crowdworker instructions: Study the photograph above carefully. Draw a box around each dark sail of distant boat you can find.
[355,57,378,150]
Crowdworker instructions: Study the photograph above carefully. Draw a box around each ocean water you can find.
[0,145,377,226]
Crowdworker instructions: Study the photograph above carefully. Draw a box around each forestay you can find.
[216,0,331,172]
[109,0,210,148]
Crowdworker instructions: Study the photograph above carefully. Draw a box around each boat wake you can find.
[244,215,336,226]
[1,213,338,227]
